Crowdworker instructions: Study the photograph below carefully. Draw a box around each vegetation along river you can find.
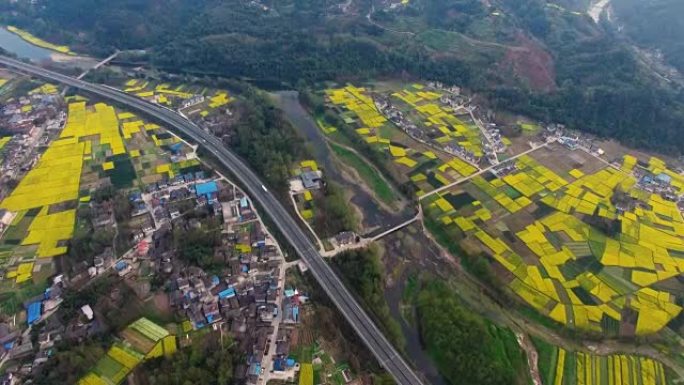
[272,90,413,234]
[0,27,53,61]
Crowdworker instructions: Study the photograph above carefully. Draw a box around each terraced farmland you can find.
[323,84,480,196]
[120,78,233,118]
[390,85,488,159]
[423,144,684,336]
[320,82,684,337]
[79,318,177,385]
[535,339,671,385]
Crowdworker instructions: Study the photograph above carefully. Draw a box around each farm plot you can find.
[0,100,196,273]
[121,79,233,117]
[288,158,358,243]
[423,145,684,336]
[79,318,176,385]
[0,102,90,258]
[0,137,10,150]
[323,84,478,196]
[535,340,671,385]
[293,341,355,385]
[390,85,488,160]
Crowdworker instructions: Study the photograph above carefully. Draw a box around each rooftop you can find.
[195,181,218,198]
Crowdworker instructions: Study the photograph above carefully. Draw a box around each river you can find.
[272,91,448,382]
[381,226,450,385]
[0,27,54,61]
[271,91,413,234]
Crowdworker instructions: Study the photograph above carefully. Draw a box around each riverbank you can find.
[5,26,74,55]
[0,26,97,69]
[271,90,413,234]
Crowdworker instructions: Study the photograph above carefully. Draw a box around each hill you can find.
[2,0,684,153]
[612,0,684,74]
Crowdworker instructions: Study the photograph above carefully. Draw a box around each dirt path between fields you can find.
[415,213,684,381]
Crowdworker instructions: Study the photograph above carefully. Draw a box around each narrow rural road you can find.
[420,141,550,199]
[366,4,415,36]
[588,0,611,23]
[0,55,427,385]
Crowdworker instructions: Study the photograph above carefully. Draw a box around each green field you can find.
[329,142,398,205]
[533,337,672,385]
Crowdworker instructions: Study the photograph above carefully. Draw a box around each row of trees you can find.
[31,323,236,385]
[333,248,406,349]
[228,87,307,190]
[227,85,358,237]
[30,340,109,385]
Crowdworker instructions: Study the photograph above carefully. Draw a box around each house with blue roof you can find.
[218,287,236,299]
[656,173,672,185]
[195,181,219,200]
[26,301,42,325]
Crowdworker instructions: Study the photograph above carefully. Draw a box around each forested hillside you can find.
[613,0,684,73]
[2,0,684,153]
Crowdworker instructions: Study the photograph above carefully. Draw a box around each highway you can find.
[0,55,425,385]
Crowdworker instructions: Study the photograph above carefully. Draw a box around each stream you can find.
[381,227,452,385]
[385,270,447,385]
[271,91,412,234]
[272,91,449,382]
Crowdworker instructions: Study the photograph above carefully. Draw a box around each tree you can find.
[173,227,219,268]
[416,280,528,385]
[313,183,357,238]
[134,331,235,385]
[30,341,107,385]
[333,248,405,348]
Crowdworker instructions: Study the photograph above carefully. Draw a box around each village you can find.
[0,150,315,384]
[0,71,329,385]
[0,83,66,230]
[0,33,683,384]
[3,0,684,382]
[374,81,506,167]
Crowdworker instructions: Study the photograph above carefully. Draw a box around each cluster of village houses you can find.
[634,168,680,202]
[0,92,65,235]
[0,272,80,383]
[0,167,307,385]
[0,77,313,384]
[140,177,306,384]
[0,92,64,137]
[116,176,306,384]
[373,82,506,167]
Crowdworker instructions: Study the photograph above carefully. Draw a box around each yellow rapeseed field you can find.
[1,102,129,258]
[6,26,74,55]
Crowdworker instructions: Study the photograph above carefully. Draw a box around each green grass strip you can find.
[329,142,397,205]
